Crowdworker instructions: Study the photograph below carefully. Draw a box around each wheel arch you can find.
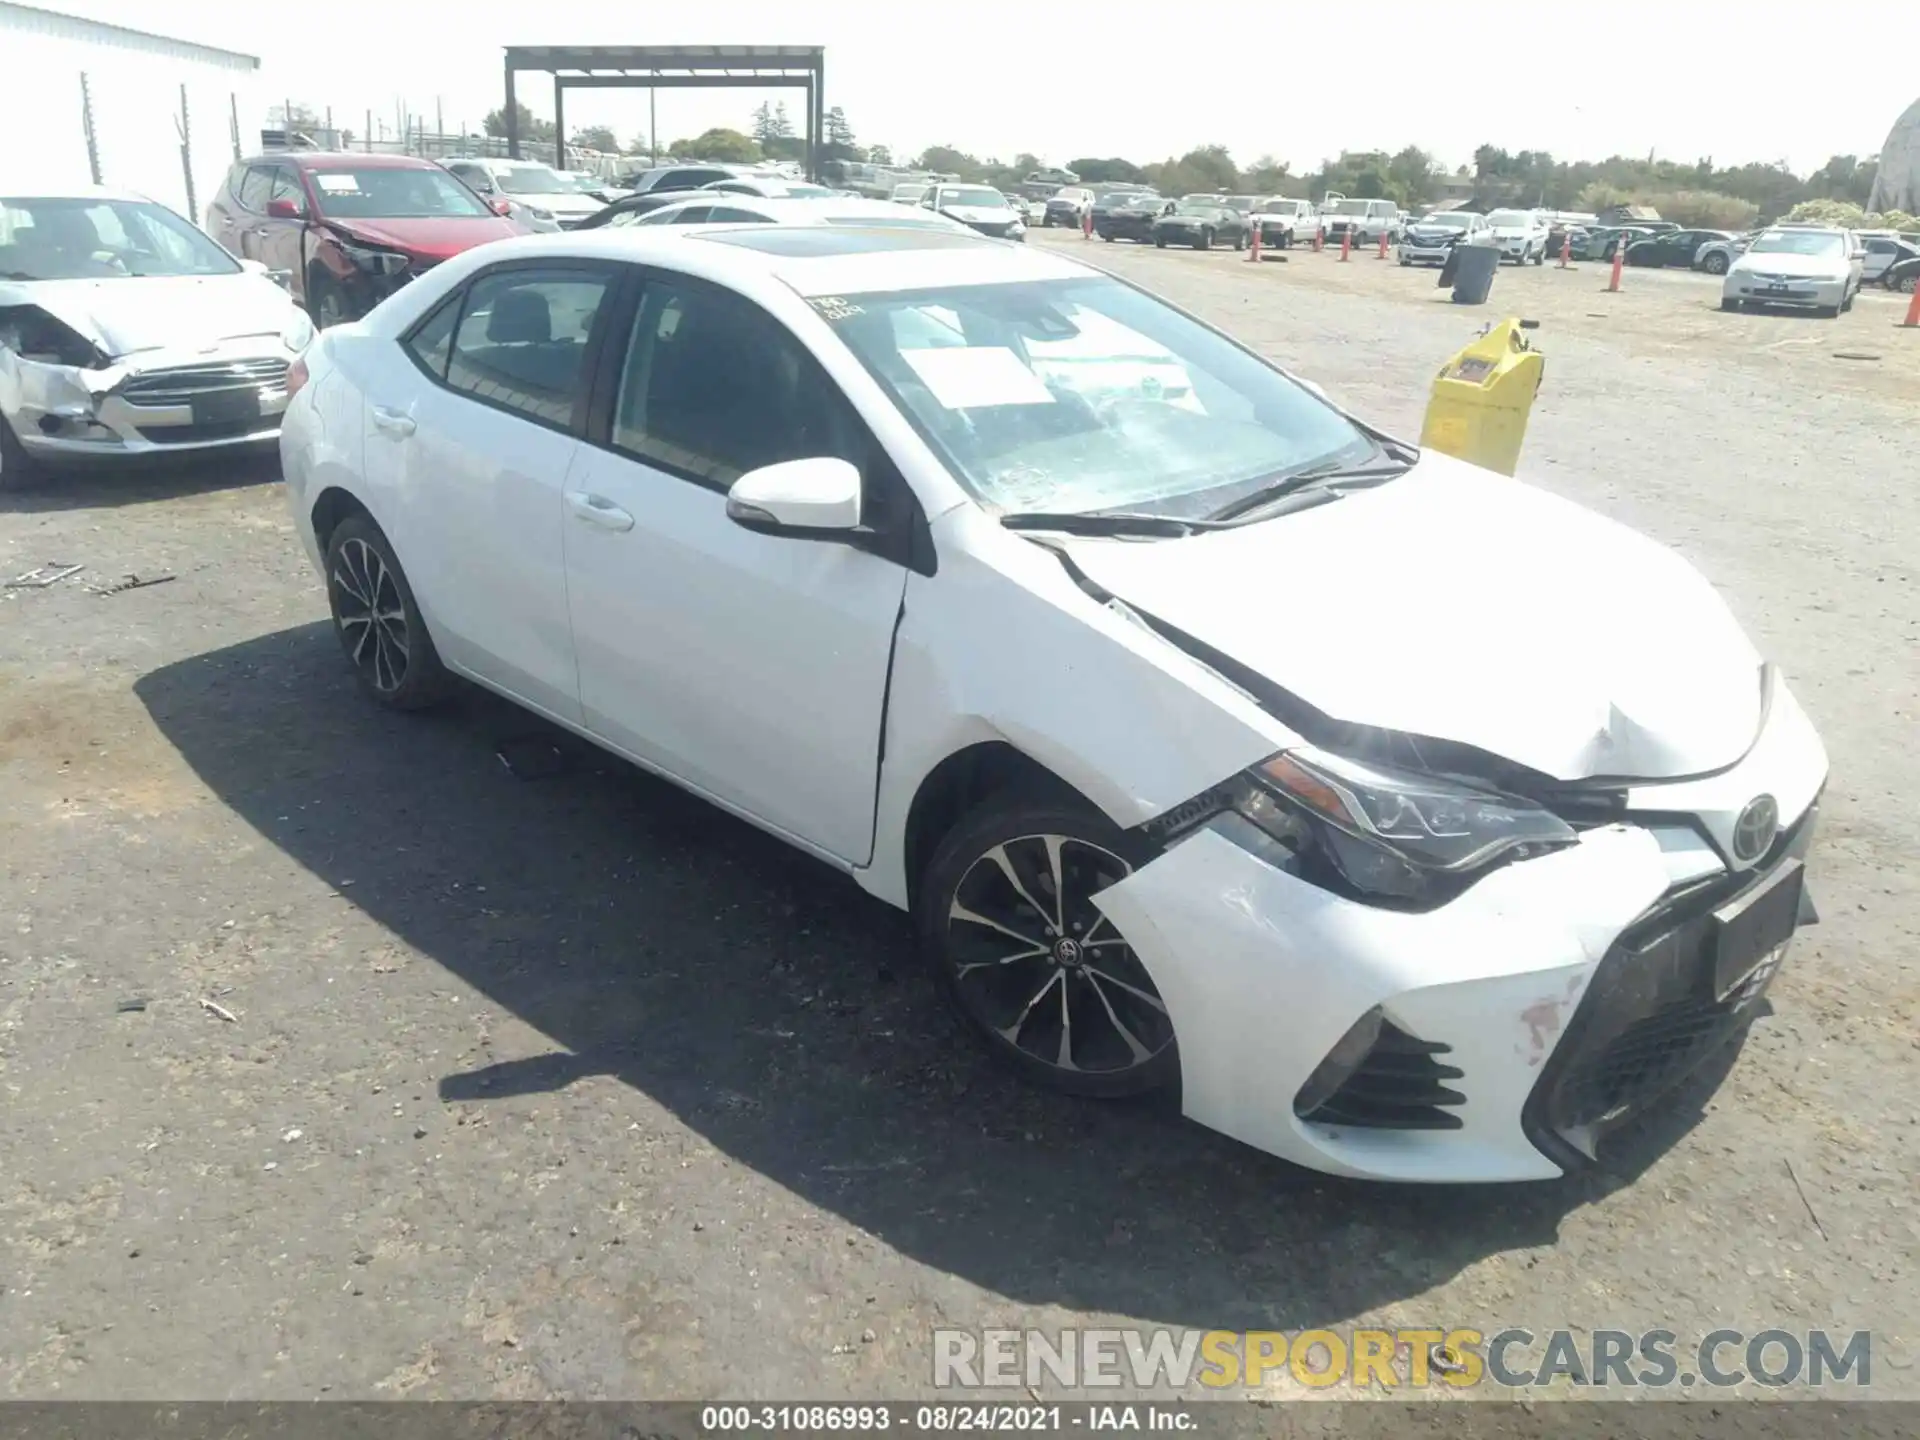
[901,740,1104,914]
[310,485,376,554]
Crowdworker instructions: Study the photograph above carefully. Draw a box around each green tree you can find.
[571,125,618,154]
[1386,146,1437,206]
[824,106,858,156]
[867,143,893,166]
[915,145,986,180]
[484,102,554,144]
[1241,155,1295,195]
[1066,156,1147,185]
[1144,145,1239,197]
[675,127,760,164]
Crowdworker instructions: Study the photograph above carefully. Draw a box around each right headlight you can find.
[1222,743,1577,904]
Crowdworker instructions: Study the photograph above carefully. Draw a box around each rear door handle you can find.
[565,491,635,532]
[370,406,415,438]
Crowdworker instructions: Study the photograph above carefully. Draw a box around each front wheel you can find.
[324,515,452,710]
[1232,230,1246,251]
[0,414,50,493]
[1153,236,1166,248]
[1194,228,1212,251]
[917,796,1178,1099]
[1703,252,1729,275]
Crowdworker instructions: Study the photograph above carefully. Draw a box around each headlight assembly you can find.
[1213,744,1577,904]
[338,241,409,277]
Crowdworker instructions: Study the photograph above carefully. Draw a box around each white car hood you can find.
[1733,252,1842,279]
[1053,453,1763,782]
[520,192,603,218]
[1490,226,1537,240]
[0,273,298,360]
[944,205,1019,225]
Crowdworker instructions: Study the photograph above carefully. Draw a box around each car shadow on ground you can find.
[135,622,1741,1330]
[0,447,280,515]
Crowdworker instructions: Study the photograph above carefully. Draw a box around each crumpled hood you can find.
[1733,251,1844,279]
[1052,452,1764,782]
[320,214,523,261]
[1,273,300,360]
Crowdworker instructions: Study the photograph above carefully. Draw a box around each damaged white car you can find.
[1,186,313,491]
[280,227,1827,1183]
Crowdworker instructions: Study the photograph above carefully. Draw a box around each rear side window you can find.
[443,268,614,429]
[403,293,461,379]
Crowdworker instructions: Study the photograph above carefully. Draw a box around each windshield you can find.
[1170,202,1219,217]
[0,195,239,280]
[939,187,1006,209]
[1331,200,1373,216]
[309,167,492,219]
[1485,210,1533,227]
[820,276,1372,521]
[779,183,834,197]
[1415,212,1475,230]
[496,166,572,195]
[1748,230,1845,257]
[1256,199,1299,214]
[892,184,927,201]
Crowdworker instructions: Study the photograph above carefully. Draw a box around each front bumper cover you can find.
[1089,681,1828,1183]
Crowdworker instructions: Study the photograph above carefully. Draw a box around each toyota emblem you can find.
[1731,794,1778,863]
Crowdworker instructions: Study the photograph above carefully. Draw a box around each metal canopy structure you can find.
[502,44,826,177]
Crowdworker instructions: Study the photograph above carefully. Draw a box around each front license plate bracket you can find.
[1711,859,1804,1001]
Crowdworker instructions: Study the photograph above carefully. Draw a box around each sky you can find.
[48,0,1920,176]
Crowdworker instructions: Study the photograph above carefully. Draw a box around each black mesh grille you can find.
[1524,802,1818,1165]
[1298,1021,1466,1131]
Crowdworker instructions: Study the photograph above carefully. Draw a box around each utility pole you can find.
[80,72,101,183]
[176,83,195,219]
[649,81,657,165]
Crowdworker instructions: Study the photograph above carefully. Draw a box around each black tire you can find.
[1154,236,1166,248]
[323,514,452,710]
[1193,228,1212,251]
[1399,257,1412,266]
[1703,252,1729,275]
[0,413,51,494]
[1099,232,1113,242]
[308,270,352,329]
[1531,246,1545,265]
[1890,270,1918,293]
[1232,230,1246,251]
[1720,297,1741,312]
[917,793,1178,1100]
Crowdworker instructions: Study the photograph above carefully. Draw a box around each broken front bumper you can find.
[1091,681,1828,1183]
[5,337,298,462]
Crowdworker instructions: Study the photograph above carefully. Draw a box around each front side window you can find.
[444,268,612,428]
[238,166,274,210]
[0,196,239,280]
[612,278,860,489]
[307,167,492,220]
[267,168,307,213]
[821,276,1371,521]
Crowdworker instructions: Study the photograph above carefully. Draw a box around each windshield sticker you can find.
[808,296,864,321]
[902,346,1056,410]
[315,175,362,193]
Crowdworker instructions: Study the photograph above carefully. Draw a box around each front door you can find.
[562,273,908,863]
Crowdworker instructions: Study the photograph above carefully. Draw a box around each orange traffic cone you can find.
[1339,228,1352,262]
[1082,207,1092,240]
[1377,229,1389,259]
[1312,226,1323,253]
[1248,220,1261,263]
[1607,239,1625,293]
[1902,284,1920,328]
[1558,233,1571,268]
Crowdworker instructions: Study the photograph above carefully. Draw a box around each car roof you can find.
[1,182,149,203]
[258,151,446,171]
[478,224,1094,299]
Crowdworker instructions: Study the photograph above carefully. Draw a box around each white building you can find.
[0,0,262,223]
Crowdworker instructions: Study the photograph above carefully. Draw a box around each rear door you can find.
[356,261,622,722]
[561,270,911,863]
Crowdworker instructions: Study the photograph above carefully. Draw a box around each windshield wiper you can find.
[998,510,1229,538]
[1206,455,1414,524]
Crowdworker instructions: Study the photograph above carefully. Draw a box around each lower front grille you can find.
[133,417,280,444]
[1298,1020,1466,1131]
[1524,803,1819,1165]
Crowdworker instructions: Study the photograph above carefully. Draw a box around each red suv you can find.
[206,152,528,327]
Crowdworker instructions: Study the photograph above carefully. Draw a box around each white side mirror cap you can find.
[725,456,863,535]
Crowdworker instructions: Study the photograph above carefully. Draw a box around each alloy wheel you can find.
[944,834,1173,1080]
[330,536,410,695]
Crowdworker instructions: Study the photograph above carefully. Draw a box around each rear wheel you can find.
[323,515,452,710]
[0,414,51,494]
[918,795,1178,1100]
[308,272,352,329]
[1890,269,1918,293]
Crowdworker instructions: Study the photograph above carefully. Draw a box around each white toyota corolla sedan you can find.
[279,224,1827,1183]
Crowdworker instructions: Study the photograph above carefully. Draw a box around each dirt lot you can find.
[2,233,1916,1403]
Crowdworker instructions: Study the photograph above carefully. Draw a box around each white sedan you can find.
[1722,227,1863,317]
[610,195,978,236]
[279,225,1827,1183]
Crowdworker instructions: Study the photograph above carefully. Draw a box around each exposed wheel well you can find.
[902,741,1097,909]
[310,486,373,553]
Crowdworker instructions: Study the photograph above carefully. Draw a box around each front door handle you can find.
[254,226,272,238]
[370,405,415,438]
[565,491,635,532]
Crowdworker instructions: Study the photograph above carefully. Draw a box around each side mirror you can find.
[490,198,515,217]
[266,197,305,220]
[725,457,863,536]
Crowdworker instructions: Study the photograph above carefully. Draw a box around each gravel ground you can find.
[1,234,1915,1403]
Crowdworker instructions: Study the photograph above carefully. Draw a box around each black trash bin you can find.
[1438,241,1499,304]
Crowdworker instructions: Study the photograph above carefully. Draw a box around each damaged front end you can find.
[2,298,300,464]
